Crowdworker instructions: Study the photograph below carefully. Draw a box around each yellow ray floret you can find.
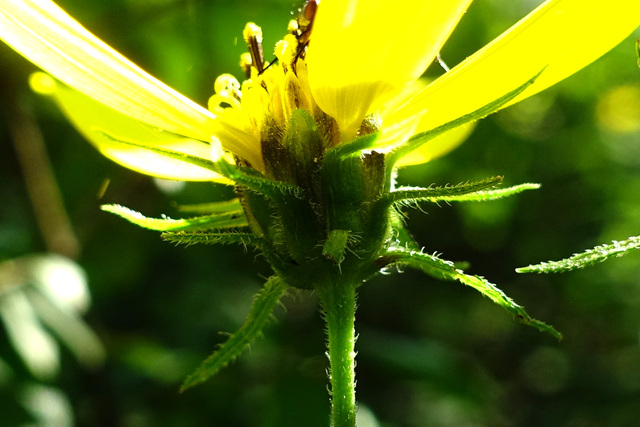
[0,0,217,142]
[30,73,228,182]
[306,0,472,141]
[389,0,640,135]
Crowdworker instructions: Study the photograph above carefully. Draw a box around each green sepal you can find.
[94,128,218,172]
[385,248,562,339]
[101,204,248,231]
[372,179,536,255]
[161,231,260,248]
[322,230,351,264]
[321,153,368,233]
[517,235,640,274]
[323,131,381,162]
[321,146,388,237]
[236,188,273,239]
[447,183,540,202]
[258,111,327,263]
[281,109,324,191]
[214,153,305,201]
[175,198,243,214]
[95,130,305,200]
[387,68,545,168]
[384,180,540,206]
[383,176,503,206]
[180,275,289,392]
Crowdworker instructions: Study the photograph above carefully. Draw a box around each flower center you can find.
[207,15,340,181]
[207,2,385,186]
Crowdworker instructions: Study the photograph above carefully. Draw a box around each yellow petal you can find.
[390,0,640,133]
[306,0,472,140]
[31,73,228,182]
[0,0,216,142]
[211,112,263,172]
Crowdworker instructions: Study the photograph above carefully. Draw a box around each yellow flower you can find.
[1,0,639,180]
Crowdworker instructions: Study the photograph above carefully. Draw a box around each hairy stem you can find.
[317,277,358,427]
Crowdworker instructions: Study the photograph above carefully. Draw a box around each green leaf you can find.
[101,204,248,231]
[387,69,545,167]
[213,153,306,200]
[386,248,562,339]
[517,235,640,274]
[180,275,289,391]
[161,231,259,248]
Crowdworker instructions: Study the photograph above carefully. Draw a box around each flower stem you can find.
[317,276,358,427]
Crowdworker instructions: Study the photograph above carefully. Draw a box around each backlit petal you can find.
[307,0,472,140]
[31,73,227,182]
[0,0,216,142]
[390,0,640,133]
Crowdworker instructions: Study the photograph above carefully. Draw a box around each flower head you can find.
[2,0,639,182]
[4,0,640,398]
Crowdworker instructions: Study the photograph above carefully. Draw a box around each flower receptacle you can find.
[240,109,391,289]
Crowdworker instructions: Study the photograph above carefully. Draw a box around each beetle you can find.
[292,0,318,61]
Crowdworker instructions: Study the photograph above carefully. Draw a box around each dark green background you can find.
[1,0,640,425]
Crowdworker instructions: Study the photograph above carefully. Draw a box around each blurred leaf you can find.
[0,255,104,377]
[24,254,90,313]
[18,383,74,427]
[0,290,60,379]
[25,288,105,368]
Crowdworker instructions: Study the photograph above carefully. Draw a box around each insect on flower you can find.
[258,0,319,75]
[292,0,318,57]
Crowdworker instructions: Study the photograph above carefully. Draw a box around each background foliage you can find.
[1,0,640,425]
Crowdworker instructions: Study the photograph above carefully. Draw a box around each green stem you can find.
[317,277,358,427]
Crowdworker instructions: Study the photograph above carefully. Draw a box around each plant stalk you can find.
[317,276,358,427]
